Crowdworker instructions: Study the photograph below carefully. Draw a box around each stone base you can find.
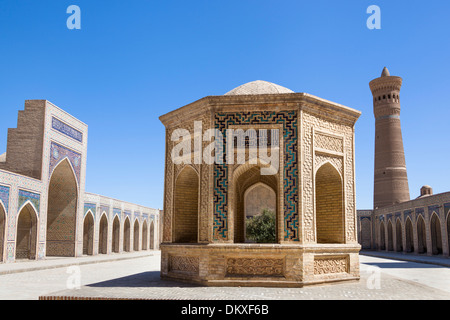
[160,243,360,287]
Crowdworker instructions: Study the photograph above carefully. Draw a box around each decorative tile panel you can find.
[18,189,40,214]
[113,208,122,220]
[169,255,199,273]
[415,207,424,219]
[52,117,83,143]
[214,111,299,241]
[444,203,450,217]
[314,256,348,275]
[99,205,110,217]
[226,257,284,276]
[49,142,82,184]
[84,203,96,218]
[0,185,10,214]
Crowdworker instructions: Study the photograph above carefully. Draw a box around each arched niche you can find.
[315,162,344,244]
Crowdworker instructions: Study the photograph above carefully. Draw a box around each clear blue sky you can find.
[0,0,449,210]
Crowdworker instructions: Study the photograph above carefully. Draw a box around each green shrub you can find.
[245,208,276,243]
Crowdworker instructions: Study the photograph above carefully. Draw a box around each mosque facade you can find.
[0,100,160,263]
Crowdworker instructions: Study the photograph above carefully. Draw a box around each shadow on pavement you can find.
[362,261,439,269]
[87,271,198,288]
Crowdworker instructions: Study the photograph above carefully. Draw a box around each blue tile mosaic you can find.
[18,189,40,214]
[214,111,299,241]
[52,117,83,142]
[0,185,10,214]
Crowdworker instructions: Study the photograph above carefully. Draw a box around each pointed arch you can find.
[387,220,394,251]
[0,201,6,262]
[379,221,386,251]
[16,203,38,260]
[46,158,78,257]
[395,218,403,252]
[123,216,131,252]
[405,217,414,253]
[314,160,343,181]
[150,220,155,249]
[244,183,277,218]
[82,211,94,255]
[430,212,442,255]
[173,165,199,243]
[49,156,80,189]
[133,218,140,251]
[112,215,120,253]
[142,220,148,250]
[417,215,427,254]
[98,213,108,254]
[315,162,344,244]
[232,162,278,243]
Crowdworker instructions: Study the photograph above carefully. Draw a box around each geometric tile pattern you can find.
[0,185,10,214]
[404,209,413,222]
[428,204,440,216]
[49,142,82,185]
[100,205,110,217]
[84,203,96,218]
[415,207,425,219]
[113,208,122,221]
[18,189,40,214]
[445,203,450,217]
[213,110,299,241]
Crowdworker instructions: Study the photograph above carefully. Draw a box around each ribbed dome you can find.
[224,80,294,95]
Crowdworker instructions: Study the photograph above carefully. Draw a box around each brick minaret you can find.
[369,67,410,208]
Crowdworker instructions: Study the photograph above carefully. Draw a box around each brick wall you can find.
[174,166,199,243]
[244,184,276,218]
[46,160,77,257]
[315,163,344,244]
[0,100,46,179]
[16,204,37,259]
[99,215,108,254]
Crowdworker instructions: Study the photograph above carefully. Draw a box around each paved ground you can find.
[0,250,449,300]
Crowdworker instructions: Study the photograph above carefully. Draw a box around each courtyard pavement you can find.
[0,250,449,301]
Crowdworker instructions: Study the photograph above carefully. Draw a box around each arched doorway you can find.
[316,163,344,244]
[395,219,403,252]
[112,215,120,253]
[47,159,78,257]
[417,215,427,254]
[0,204,5,262]
[142,220,148,250]
[16,204,38,260]
[431,213,442,255]
[82,212,94,255]
[233,164,278,244]
[379,221,386,251]
[133,219,139,251]
[405,218,414,253]
[98,214,108,254]
[150,221,155,249]
[173,166,198,243]
[123,217,131,252]
[243,182,276,243]
[387,220,394,251]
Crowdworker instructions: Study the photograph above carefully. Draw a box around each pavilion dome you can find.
[224,80,294,95]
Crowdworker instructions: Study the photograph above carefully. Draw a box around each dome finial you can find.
[381,67,390,77]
